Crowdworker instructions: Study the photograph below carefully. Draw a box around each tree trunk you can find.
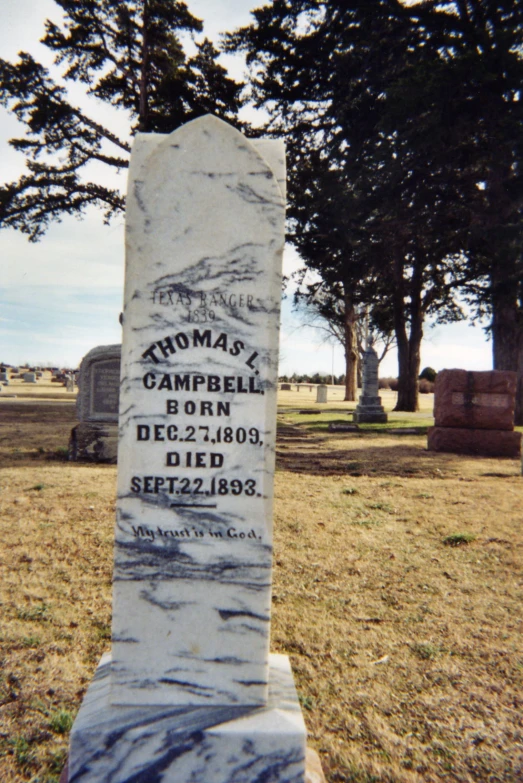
[490,264,523,424]
[343,289,358,401]
[392,250,423,412]
[138,0,150,132]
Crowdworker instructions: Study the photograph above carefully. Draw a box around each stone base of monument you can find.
[352,396,388,424]
[428,427,521,457]
[68,422,118,463]
[66,652,307,783]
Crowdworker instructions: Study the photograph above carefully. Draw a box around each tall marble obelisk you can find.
[66,116,307,783]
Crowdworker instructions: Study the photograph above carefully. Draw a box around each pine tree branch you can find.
[68,107,131,153]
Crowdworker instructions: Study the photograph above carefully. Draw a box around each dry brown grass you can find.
[1,373,77,402]
[1,399,522,782]
[275,387,435,414]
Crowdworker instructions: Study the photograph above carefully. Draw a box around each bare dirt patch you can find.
[1,401,522,782]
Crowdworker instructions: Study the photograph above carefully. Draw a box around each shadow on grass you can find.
[275,422,519,478]
[0,401,77,469]
[276,443,460,478]
[301,418,430,435]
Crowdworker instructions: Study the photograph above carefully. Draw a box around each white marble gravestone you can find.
[67,115,307,783]
[353,348,387,423]
[316,385,328,403]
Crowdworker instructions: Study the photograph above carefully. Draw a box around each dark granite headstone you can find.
[69,345,121,462]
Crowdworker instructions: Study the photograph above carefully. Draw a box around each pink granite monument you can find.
[428,369,521,458]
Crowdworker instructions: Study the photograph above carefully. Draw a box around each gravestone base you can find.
[69,422,118,463]
[428,427,521,457]
[352,409,388,424]
[67,652,306,783]
[352,396,388,424]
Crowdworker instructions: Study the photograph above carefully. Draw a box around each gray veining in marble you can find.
[112,115,286,707]
[69,652,306,783]
[67,116,306,783]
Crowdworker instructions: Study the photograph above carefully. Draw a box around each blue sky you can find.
[0,0,493,375]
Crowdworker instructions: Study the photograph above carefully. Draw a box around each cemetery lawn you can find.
[1,400,522,782]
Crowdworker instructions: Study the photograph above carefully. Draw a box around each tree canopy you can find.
[226,0,523,411]
[3,0,523,414]
[0,0,241,240]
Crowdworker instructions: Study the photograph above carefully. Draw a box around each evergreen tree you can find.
[0,0,241,240]
[226,0,469,411]
[379,1,523,417]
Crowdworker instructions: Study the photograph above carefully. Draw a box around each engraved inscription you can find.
[91,360,121,416]
[130,326,266,508]
[151,286,258,324]
[452,392,509,409]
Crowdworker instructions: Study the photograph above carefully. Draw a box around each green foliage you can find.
[17,602,49,621]
[443,533,476,547]
[10,736,36,769]
[298,693,314,711]
[226,2,475,412]
[419,367,437,383]
[411,642,441,661]
[49,709,74,734]
[47,747,68,776]
[0,0,241,239]
[20,635,41,648]
[352,518,382,528]
[92,618,111,641]
[367,502,395,514]
[227,1,523,412]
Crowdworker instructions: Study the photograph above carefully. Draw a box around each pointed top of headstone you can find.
[141,113,277,181]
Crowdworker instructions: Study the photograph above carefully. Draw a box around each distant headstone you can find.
[353,348,387,423]
[316,384,328,403]
[428,369,521,457]
[68,345,121,463]
[76,346,121,421]
[281,382,291,390]
[0,372,8,382]
[23,372,36,383]
[67,116,308,783]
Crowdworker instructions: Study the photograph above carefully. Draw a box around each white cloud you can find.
[2,211,125,289]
